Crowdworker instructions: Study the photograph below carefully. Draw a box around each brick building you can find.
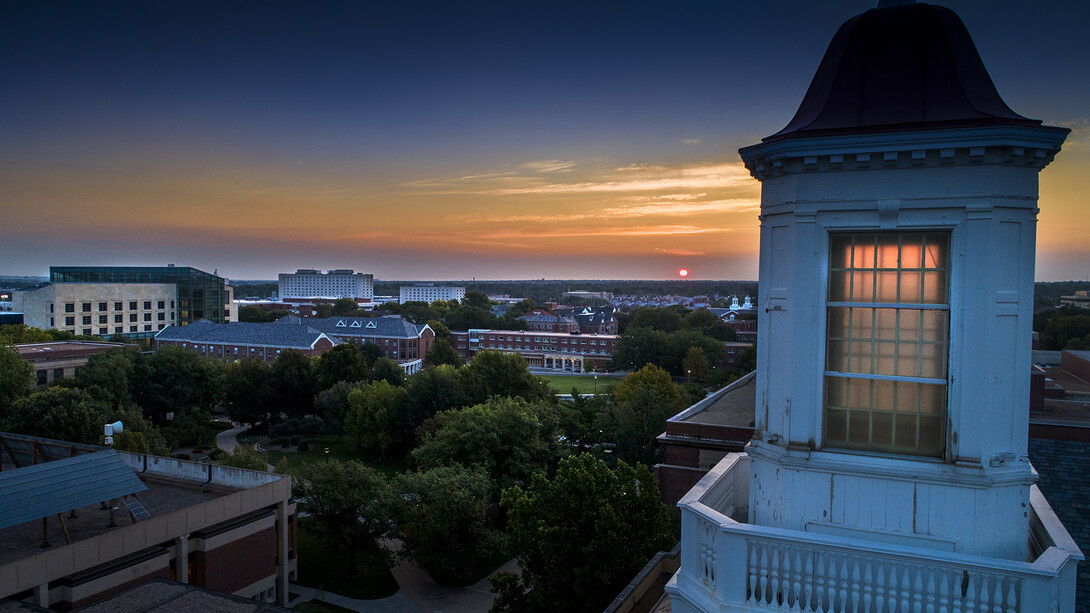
[450,329,616,372]
[519,312,579,333]
[14,341,130,387]
[154,320,338,363]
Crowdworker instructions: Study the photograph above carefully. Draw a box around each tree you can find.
[314,380,358,432]
[0,345,34,417]
[404,365,469,439]
[269,349,318,418]
[73,347,145,410]
[238,305,286,323]
[221,359,273,425]
[493,454,676,612]
[331,297,361,316]
[426,319,451,340]
[506,298,536,318]
[163,407,214,448]
[317,343,370,390]
[218,444,269,471]
[412,396,558,488]
[3,387,108,444]
[461,350,551,405]
[424,338,463,367]
[627,306,683,333]
[394,464,504,585]
[610,326,669,372]
[604,365,685,465]
[557,391,607,452]
[368,356,406,387]
[682,346,710,380]
[683,308,737,341]
[444,305,496,331]
[292,459,395,574]
[462,290,493,310]
[140,347,221,423]
[345,380,410,458]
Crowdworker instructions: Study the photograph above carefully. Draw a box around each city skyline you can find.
[2,1,1087,281]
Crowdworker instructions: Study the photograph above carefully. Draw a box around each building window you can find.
[98,302,107,311]
[144,324,152,331]
[83,315,92,325]
[130,325,137,332]
[49,303,54,313]
[82,303,91,312]
[50,317,54,327]
[114,326,123,334]
[158,300,165,309]
[130,301,137,310]
[130,313,137,322]
[171,300,175,308]
[158,312,165,321]
[65,303,74,313]
[99,315,107,324]
[114,314,122,323]
[53,368,64,379]
[98,327,107,335]
[114,301,123,310]
[66,316,75,326]
[83,328,91,335]
[824,232,950,457]
[144,301,152,310]
[144,313,152,321]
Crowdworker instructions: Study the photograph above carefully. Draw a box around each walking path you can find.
[215,424,246,453]
[288,553,520,613]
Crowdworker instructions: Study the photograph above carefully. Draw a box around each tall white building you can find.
[278,269,373,300]
[667,2,1082,612]
[399,284,465,304]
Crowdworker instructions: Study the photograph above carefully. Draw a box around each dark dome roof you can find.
[765,2,1039,143]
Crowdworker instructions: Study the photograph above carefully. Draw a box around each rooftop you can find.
[671,372,756,428]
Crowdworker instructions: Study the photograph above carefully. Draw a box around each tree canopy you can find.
[493,453,676,612]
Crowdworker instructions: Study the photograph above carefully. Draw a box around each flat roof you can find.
[78,578,291,613]
[671,371,756,428]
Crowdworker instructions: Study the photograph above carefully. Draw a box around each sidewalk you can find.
[288,551,520,613]
[215,424,246,452]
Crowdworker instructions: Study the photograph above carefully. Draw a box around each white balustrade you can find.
[669,454,1083,613]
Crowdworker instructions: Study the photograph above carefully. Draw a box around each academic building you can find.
[661,2,1082,612]
[0,433,296,610]
[398,284,465,304]
[277,269,374,301]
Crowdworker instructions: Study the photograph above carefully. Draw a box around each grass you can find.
[264,434,406,478]
[539,373,621,396]
[293,600,361,613]
[294,518,399,600]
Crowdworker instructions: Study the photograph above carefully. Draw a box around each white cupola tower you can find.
[739,1,1067,561]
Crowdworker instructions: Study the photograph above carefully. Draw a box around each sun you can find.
[678,269,689,278]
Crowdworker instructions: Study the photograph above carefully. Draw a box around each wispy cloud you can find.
[520,160,576,173]
[682,138,702,145]
[655,247,708,256]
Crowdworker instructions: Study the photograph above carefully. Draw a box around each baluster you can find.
[887,564,899,613]
[771,546,782,606]
[760,544,770,605]
[851,560,862,613]
[748,542,759,603]
[963,574,977,613]
[1004,577,1016,613]
[925,569,936,613]
[804,551,815,612]
[838,558,849,613]
[824,554,832,610]
[875,564,887,613]
[913,565,924,613]
[792,548,803,611]
[938,570,950,613]
[814,552,826,612]
[991,576,1003,613]
[863,560,875,613]
[978,575,990,613]
[900,566,911,613]
[708,529,717,583]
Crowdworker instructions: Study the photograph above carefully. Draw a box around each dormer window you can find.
[350,321,361,328]
[824,232,950,457]
[366,321,377,328]
[336,320,346,327]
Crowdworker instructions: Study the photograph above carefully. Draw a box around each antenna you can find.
[104,421,124,446]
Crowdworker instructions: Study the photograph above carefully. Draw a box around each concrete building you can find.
[46,266,230,329]
[277,269,373,301]
[399,284,465,304]
[666,2,1082,612]
[0,432,296,610]
[13,282,179,339]
[1060,290,1090,309]
[14,341,129,387]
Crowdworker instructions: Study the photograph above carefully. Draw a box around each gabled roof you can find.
[765,2,1040,144]
[156,320,336,349]
[297,315,427,339]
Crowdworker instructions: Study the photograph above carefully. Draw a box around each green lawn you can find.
[294,518,399,600]
[264,434,406,478]
[539,374,620,396]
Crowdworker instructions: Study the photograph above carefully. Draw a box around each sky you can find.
[1,1,1087,282]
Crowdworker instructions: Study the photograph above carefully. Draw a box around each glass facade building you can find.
[50,266,227,326]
